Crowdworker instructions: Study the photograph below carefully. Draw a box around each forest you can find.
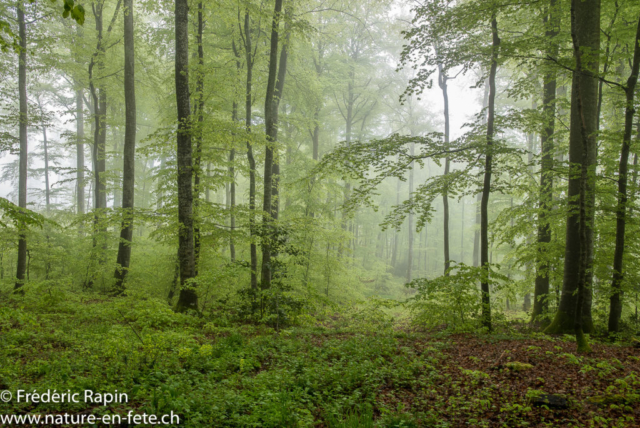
[1,0,640,426]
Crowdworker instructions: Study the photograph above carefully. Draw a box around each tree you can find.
[545,0,600,337]
[15,0,28,291]
[174,0,196,312]
[531,0,559,326]
[607,12,640,335]
[480,13,500,331]
[113,0,136,294]
[87,0,121,279]
[260,0,288,292]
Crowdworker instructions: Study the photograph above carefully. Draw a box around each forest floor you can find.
[0,290,639,427]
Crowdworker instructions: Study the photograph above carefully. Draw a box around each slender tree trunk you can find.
[260,0,286,291]
[174,0,197,312]
[473,77,489,268]
[438,63,451,275]
[407,141,414,282]
[532,0,559,325]
[270,25,288,223]
[88,0,121,274]
[76,87,85,230]
[15,1,28,291]
[392,154,401,268]
[608,14,640,334]
[242,10,258,294]
[113,0,137,294]
[480,16,500,331]
[546,0,600,337]
[460,198,465,263]
[229,130,236,261]
[193,2,205,275]
[37,99,51,212]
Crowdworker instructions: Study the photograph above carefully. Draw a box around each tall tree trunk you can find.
[174,0,197,312]
[546,0,600,337]
[473,77,489,268]
[242,10,258,293]
[407,141,414,282]
[270,25,288,223]
[15,0,28,291]
[37,98,50,212]
[88,0,121,272]
[229,125,236,261]
[460,198,465,263]
[260,0,286,292]
[193,2,204,275]
[532,0,559,325]
[113,0,137,294]
[480,15,500,331]
[76,87,85,230]
[438,62,451,275]
[392,154,401,268]
[608,13,640,334]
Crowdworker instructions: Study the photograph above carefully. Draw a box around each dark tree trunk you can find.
[193,2,204,275]
[260,0,286,291]
[15,1,28,291]
[480,16,500,331]
[113,0,137,294]
[473,77,489,268]
[242,10,258,293]
[608,14,640,334]
[546,0,600,336]
[174,0,197,312]
[438,63,451,275]
[88,0,121,272]
[270,25,288,223]
[532,0,559,325]
[229,133,236,261]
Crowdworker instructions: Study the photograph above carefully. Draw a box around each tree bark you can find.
[260,0,286,291]
[15,0,28,291]
[88,0,121,273]
[392,154,401,268]
[76,86,85,230]
[242,9,258,293]
[546,0,600,336]
[113,0,137,294]
[532,0,558,325]
[36,98,50,212]
[480,16,500,331]
[473,77,489,268]
[174,0,197,312]
[407,140,414,282]
[608,13,640,334]
[438,62,451,275]
[193,2,204,275]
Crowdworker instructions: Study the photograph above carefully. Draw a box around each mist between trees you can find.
[2,0,640,349]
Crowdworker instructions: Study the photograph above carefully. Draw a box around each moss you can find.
[576,330,592,354]
[544,310,595,335]
[586,394,631,405]
[505,362,533,372]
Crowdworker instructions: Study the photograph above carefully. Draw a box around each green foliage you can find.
[406,262,508,331]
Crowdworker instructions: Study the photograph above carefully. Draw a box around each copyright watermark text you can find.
[1,389,128,406]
